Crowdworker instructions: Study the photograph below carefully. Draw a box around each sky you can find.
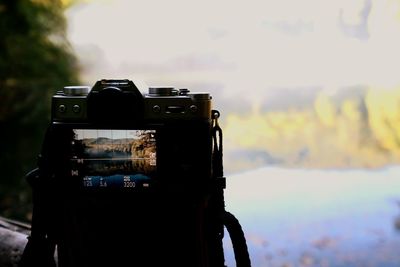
[66,0,400,103]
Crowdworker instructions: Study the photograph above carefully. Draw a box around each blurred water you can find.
[222,166,400,267]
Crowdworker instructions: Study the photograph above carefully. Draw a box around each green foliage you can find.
[0,0,79,221]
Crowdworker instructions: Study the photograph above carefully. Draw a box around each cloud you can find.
[67,0,400,93]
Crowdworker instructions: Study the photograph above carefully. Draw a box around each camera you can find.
[19,79,251,267]
[52,79,214,191]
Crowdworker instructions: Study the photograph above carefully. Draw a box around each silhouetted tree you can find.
[0,0,79,221]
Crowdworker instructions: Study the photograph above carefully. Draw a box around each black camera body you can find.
[51,79,214,191]
[52,79,212,123]
[37,79,225,267]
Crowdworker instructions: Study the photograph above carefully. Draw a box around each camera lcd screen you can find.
[70,129,157,189]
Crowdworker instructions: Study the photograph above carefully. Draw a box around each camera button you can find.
[73,105,81,113]
[58,105,66,113]
[152,105,161,113]
[190,105,198,113]
[179,88,190,95]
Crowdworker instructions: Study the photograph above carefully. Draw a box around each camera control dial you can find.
[148,87,178,96]
[189,93,211,101]
[63,86,90,96]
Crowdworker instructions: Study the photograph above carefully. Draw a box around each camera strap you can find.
[18,128,57,267]
[212,110,224,179]
[211,110,252,267]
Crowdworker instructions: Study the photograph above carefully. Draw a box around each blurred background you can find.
[1,0,400,266]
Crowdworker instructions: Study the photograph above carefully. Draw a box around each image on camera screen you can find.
[70,129,156,189]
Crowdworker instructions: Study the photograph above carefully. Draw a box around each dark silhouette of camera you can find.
[19,79,251,267]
